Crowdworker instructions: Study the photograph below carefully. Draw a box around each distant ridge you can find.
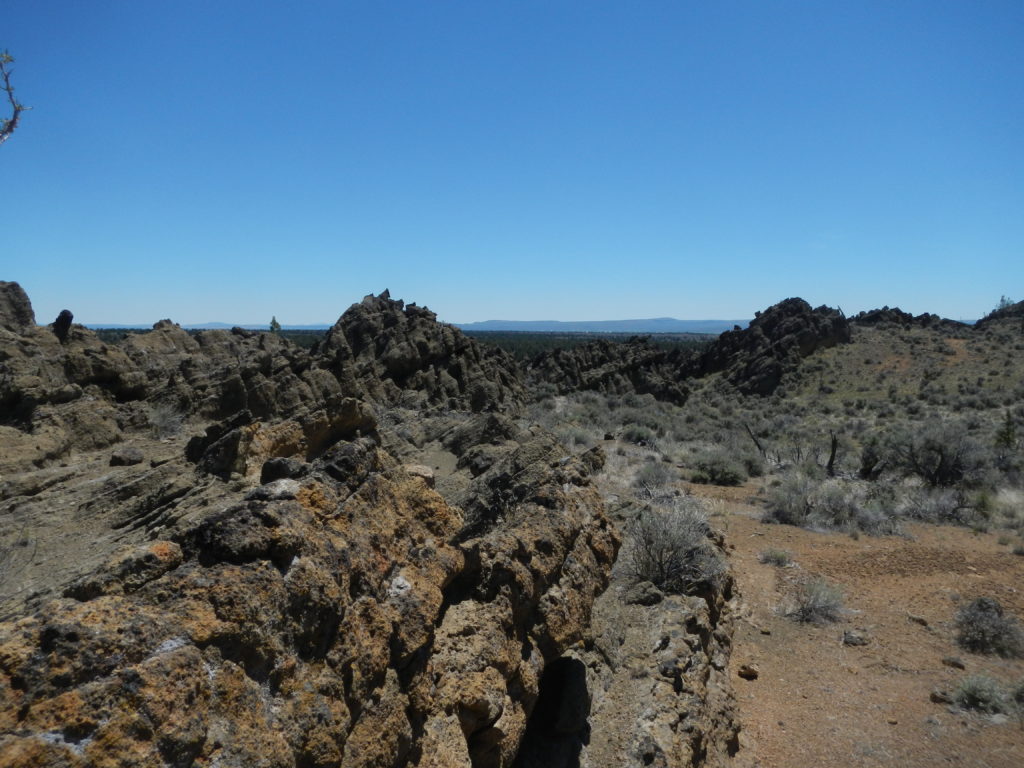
[455,317,748,334]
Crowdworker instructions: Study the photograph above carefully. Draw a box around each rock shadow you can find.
[511,656,590,768]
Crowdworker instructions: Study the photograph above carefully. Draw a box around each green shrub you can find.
[884,419,989,488]
[626,499,725,595]
[758,549,792,567]
[764,475,901,536]
[633,461,675,496]
[954,675,1011,714]
[691,451,746,486]
[791,578,844,624]
[763,473,814,526]
[955,597,1024,657]
[740,452,766,478]
[621,423,657,448]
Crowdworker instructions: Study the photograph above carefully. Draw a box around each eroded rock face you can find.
[316,291,525,413]
[0,283,617,767]
[0,435,617,767]
[0,288,524,476]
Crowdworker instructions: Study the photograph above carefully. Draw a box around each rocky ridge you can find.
[0,283,616,767]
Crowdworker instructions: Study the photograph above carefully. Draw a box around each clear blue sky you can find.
[3,1,1022,325]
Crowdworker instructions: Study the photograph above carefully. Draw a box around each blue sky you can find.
[3,1,1022,325]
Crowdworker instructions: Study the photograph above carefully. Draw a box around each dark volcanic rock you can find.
[0,285,525,477]
[685,297,851,395]
[528,336,692,405]
[51,309,73,343]
[851,306,968,331]
[0,284,618,768]
[0,435,617,768]
[529,297,851,401]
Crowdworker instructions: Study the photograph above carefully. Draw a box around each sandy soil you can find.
[699,481,1024,768]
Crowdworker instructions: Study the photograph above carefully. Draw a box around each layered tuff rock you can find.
[0,429,617,768]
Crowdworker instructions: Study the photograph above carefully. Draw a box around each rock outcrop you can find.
[0,433,617,767]
[316,291,524,414]
[0,289,524,477]
[683,298,850,395]
[0,283,619,768]
[850,306,968,332]
[0,281,35,332]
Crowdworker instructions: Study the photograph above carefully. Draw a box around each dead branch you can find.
[1,51,28,146]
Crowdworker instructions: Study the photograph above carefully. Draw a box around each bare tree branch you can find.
[1,50,28,146]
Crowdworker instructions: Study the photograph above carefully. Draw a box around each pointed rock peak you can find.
[0,280,36,332]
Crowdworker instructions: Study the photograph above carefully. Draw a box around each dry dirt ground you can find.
[689,481,1024,768]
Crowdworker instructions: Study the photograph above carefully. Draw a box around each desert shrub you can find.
[858,434,885,480]
[758,549,792,567]
[626,499,725,595]
[740,451,766,478]
[691,450,746,486]
[763,473,814,526]
[633,460,675,497]
[764,475,900,535]
[955,597,1024,657]
[149,402,184,438]
[555,425,594,451]
[1011,678,1024,714]
[884,420,989,488]
[617,405,663,432]
[953,675,1011,714]
[621,423,657,448]
[898,487,967,524]
[791,577,844,624]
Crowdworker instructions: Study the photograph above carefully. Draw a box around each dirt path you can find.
[708,484,1024,768]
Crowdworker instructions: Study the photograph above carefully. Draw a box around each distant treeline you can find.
[91,328,326,349]
[462,331,715,360]
[90,327,715,358]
